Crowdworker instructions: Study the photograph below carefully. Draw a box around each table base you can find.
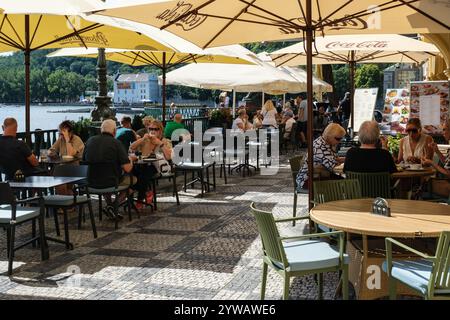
[347,237,435,300]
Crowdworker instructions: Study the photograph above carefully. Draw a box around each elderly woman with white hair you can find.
[296,123,346,191]
[343,120,397,173]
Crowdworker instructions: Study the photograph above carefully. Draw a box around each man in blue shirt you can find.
[116,116,137,152]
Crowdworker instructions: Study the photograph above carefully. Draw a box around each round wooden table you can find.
[310,199,450,299]
[310,198,450,238]
[392,167,435,179]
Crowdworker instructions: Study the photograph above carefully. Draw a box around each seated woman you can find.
[49,121,85,195]
[422,118,450,198]
[252,110,263,129]
[296,123,346,191]
[49,120,84,160]
[129,120,173,209]
[397,118,433,164]
[231,108,248,132]
[281,111,296,139]
[344,120,397,173]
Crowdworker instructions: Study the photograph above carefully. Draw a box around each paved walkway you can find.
[0,153,342,300]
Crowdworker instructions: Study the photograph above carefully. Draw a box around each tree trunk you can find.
[322,64,337,106]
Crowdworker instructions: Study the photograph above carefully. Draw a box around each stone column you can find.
[91,48,115,121]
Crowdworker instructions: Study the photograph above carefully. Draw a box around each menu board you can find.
[353,88,378,132]
[410,81,449,135]
[382,88,410,133]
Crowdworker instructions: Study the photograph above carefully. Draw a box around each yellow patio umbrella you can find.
[47,45,256,123]
[0,0,194,137]
[91,0,450,206]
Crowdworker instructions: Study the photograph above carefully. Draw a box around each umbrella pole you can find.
[232,90,236,117]
[306,0,314,211]
[349,50,356,134]
[262,92,265,107]
[283,94,286,107]
[24,15,31,146]
[162,52,166,125]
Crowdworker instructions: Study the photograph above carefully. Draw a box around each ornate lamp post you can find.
[91,47,115,121]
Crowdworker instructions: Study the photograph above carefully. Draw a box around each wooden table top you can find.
[9,176,85,189]
[310,199,450,238]
[391,167,436,179]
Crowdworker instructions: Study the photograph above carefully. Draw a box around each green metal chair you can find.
[313,179,362,233]
[346,171,395,198]
[313,179,362,204]
[288,155,304,226]
[250,202,349,300]
[382,231,450,300]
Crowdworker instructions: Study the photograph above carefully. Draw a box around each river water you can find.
[0,105,131,132]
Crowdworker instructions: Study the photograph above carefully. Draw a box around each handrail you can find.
[0,129,58,155]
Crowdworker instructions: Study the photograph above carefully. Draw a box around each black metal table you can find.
[9,176,85,255]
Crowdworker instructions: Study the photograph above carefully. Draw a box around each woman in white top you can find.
[397,118,433,164]
[261,100,278,128]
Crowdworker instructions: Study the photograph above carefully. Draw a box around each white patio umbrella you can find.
[91,0,450,206]
[162,59,332,116]
[48,44,256,123]
[270,34,440,128]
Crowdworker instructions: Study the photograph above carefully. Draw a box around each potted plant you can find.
[387,133,402,161]
[209,108,232,129]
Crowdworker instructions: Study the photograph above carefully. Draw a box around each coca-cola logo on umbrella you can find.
[325,41,389,49]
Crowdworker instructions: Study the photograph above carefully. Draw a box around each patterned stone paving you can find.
[0,151,346,300]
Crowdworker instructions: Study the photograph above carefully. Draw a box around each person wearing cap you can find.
[136,115,155,138]
[282,110,296,139]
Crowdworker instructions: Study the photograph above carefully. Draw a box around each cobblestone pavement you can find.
[0,151,345,300]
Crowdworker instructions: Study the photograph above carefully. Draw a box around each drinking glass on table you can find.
[40,149,48,161]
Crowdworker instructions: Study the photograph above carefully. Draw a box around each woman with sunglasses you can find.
[397,118,433,164]
[130,120,173,209]
[296,123,346,191]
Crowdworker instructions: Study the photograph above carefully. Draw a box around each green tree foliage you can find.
[332,65,350,101]
[0,46,393,104]
[355,64,382,89]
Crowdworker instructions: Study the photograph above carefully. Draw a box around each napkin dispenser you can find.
[372,197,391,217]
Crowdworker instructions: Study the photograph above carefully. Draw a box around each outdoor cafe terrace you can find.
[0,150,328,300]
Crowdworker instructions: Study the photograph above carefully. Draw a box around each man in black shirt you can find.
[0,117,39,180]
[83,119,135,218]
[344,120,397,173]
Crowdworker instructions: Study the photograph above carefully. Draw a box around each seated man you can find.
[164,113,186,139]
[0,117,40,180]
[344,120,397,174]
[116,116,137,152]
[83,119,136,219]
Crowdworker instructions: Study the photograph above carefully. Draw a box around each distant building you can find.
[113,73,161,104]
[383,64,422,93]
